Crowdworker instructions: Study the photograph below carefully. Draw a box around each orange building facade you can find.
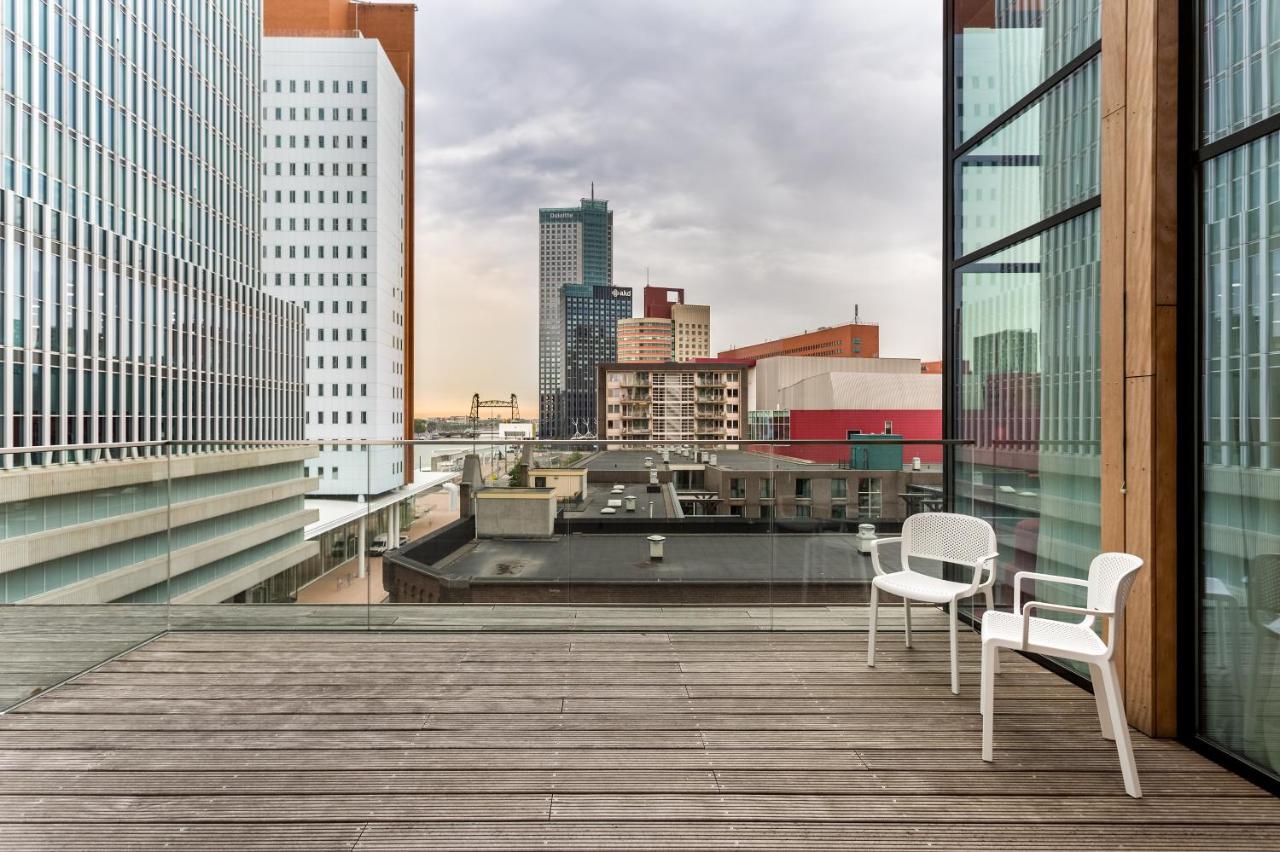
[617,316,675,362]
[264,0,417,468]
[718,323,879,360]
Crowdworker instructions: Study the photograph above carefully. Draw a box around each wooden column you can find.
[1100,0,1180,736]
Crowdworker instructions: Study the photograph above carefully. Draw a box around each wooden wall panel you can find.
[1101,0,1180,737]
[1100,110,1127,559]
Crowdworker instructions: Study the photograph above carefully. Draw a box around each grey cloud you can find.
[412,0,941,415]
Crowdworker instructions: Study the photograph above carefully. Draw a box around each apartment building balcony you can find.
[0,440,1274,847]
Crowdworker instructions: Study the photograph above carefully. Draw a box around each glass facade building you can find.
[1195,0,1280,786]
[561,283,631,438]
[0,0,315,605]
[0,0,306,456]
[948,0,1280,790]
[948,1,1103,640]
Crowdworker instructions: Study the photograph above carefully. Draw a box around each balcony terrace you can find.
[0,605,1273,849]
[2,439,1276,848]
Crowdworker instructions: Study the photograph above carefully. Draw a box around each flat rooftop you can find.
[576,449,844,473]
[437,533,873,584]
[564,483,671,519]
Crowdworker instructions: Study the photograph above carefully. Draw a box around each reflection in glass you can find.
[1202,0,1280,145]
[1200,134,1280,777]
[952,0,1099,146]
[953,210,1102,647]
[955,56,1099,257]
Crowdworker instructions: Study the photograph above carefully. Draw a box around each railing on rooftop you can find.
[0,436,1081,711]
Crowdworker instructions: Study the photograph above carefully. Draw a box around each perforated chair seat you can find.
[981,609,1105,659]
[979,552,1145,798]
[866,512,998,697]
[873,572,975,606]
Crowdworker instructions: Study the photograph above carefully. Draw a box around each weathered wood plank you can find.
[0,626,1273,851]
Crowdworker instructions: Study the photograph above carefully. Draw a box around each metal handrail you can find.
[1,438,978,453]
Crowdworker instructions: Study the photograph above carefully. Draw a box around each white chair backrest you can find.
[1247,553,1280,629]
[902,512,996,568]
[1087,552,1144,615]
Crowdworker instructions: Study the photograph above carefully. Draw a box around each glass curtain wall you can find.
[947,0,1102,644]
[1196,0,1280,784]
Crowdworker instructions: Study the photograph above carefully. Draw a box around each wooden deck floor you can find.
[0,623,1276,850]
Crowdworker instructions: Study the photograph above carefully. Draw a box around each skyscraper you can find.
[261,36,408,496]
[538,197,613,437]
[0,0,317,604]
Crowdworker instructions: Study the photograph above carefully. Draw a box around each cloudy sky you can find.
[412,1,942,417]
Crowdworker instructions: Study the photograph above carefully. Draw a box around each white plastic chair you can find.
[980,552,1144,797]
[867,512,998,695]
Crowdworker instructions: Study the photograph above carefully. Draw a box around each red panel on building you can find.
[783,409,943,465]
[643,286,684,319]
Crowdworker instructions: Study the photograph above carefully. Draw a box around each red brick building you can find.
[719,323,879,360]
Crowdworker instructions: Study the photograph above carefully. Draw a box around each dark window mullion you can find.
[950,196,1101,271]
[952,41,1103,160]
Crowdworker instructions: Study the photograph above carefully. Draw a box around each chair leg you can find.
[948,601,959,695]
[981,642,996,761]
[903,598,913,648]
[977,588,998,665]
[866,584,878,668]
[1099,662,1141,798]
[1245,627,1271,750]
[1090,664,1115,741]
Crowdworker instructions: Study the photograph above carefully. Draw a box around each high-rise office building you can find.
[261,36,407,496]
[946,0,1280,789]
[538,197,613,436]
[264,0,417,474]
[0,0,318,605]
[561,284,631,437]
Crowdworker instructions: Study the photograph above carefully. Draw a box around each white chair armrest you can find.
[1013,571,1088,612]
[1020,600,1112,649]
[969,551,1000,591]
[869,536,903,577]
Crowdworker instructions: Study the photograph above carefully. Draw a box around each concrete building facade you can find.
[672,303,711,361]
[599,362,748,443]
[263,0,417,474]
[261,36,408,496]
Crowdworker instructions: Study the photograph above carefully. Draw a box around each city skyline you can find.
[413,1,943,416]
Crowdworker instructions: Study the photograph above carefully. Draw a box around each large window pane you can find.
[953,0,1100,145]
[1202,0,1280,144]
[953,210,1102,668]
[955,56,1099,258]
[1199,132,1280,777]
